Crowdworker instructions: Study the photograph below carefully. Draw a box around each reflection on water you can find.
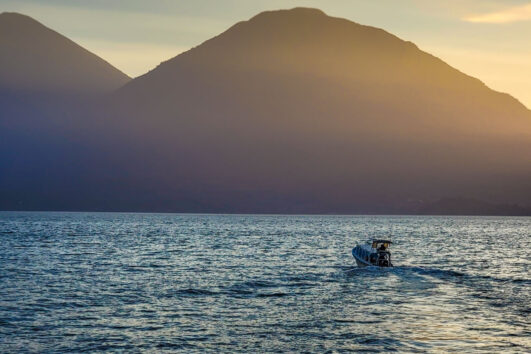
[0,213,529,352]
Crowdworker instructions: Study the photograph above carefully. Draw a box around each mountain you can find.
[417,198,531,216]
[0,12,130,94]
[115,7,530,137]
[0,13,130,212]
[1,8,530,213]
[99,7,531,213]
[0,12,130,131]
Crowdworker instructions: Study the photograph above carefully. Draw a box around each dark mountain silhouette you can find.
[417,198,531,216]
[1,8,530,214]
[0,12,130,93]
[0,12,130,212]
[0,12,130,133]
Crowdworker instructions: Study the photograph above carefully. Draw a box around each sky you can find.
[1,0,531,108]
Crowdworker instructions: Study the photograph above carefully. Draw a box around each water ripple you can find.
[0,212,529,352]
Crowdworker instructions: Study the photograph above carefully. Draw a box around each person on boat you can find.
[378,243,386,251]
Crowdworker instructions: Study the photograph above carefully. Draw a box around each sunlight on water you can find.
[0,213,529,352]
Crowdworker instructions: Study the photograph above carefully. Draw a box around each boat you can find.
[352,239,393,267]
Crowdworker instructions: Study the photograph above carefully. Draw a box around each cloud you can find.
[464,3,531,23]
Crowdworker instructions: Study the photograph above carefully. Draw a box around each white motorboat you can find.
[352,239,393,267]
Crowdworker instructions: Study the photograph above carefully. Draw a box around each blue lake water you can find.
[0,212,529,352]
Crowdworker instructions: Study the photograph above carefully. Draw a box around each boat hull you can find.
[352,248,371,267]
[354,257,369,267]
[352,246,393,268]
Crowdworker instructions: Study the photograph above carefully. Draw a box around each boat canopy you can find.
[371,239,392,244]
[371,239,392,249]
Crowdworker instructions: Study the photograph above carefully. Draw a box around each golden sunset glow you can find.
[464,3,531,23]
[0,3,530,352]
[1,0,530,108]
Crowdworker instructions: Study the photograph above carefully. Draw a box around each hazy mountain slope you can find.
[0,12,130,93]
[93,7,531,212]
[1,8,530,213]
[115,7,530,139]
[0,12,131,129]
[0,13,131,212]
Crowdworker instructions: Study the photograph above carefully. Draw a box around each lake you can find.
[0,212,529,352]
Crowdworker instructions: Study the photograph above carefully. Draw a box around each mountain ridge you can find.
[115,7,529,116]
[113,7,531,140]
[1,8,530,214]
[0,11,130,94]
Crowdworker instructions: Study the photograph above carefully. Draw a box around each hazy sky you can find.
[2,0,530,107]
